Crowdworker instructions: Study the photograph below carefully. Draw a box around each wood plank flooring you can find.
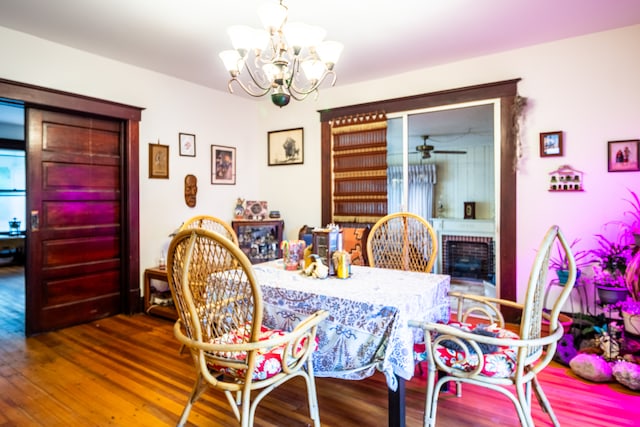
[1,266,638,426]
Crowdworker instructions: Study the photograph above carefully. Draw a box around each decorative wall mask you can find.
[184,174,197,207]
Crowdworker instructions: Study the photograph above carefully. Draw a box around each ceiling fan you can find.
[414,135,467,159]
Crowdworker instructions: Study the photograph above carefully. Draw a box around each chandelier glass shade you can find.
[219,1,343,107]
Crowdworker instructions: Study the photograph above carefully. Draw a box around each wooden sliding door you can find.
[26,108,125,333]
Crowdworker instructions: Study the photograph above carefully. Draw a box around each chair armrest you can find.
[409,320,561,348]
[174,310,329,353]
[449,291,525,327]
[408,319,564,377]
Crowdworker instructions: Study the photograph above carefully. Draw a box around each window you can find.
[0,148,26,233]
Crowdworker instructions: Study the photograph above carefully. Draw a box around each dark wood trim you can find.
[0,78,142,121]
[499,96,518,320]
[124,119,141,314]
[319,80,520,319]
[0,78,143,322]
[319,79,520,121]
[321,120,332,226]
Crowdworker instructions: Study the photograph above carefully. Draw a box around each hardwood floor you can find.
[1,266,638,426]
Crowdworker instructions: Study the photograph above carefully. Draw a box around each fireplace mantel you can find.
[431,218,495,237]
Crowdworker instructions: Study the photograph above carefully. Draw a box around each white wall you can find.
[0,27,264,274]
[1,24,639,302]
[262,24,640,301]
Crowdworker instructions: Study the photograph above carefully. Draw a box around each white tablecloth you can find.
[253,260,450,389]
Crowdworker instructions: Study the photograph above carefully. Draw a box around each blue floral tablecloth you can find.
[253,261,450,390]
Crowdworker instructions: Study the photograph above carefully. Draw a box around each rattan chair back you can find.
[180,214,239,246]
[367,212,438,272]
[166,228,327,427]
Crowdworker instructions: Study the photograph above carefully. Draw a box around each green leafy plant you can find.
[623,188,640,234]
[619,298,640,314]
[591,234,631,274]
[609,188,640,243]
[589,234,632,288]
[548,238,592,272]
[625,247,640,301]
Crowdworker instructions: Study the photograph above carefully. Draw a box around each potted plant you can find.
[620,241,640,335]
[619,298,640,336]
[611,188,640,247]
[549,238,591,285]
[590,234,632,305]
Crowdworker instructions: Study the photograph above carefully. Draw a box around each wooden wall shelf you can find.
[548,164,584,192]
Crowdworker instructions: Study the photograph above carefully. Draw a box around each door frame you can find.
[0,78,143,333]
[319,79,520,319]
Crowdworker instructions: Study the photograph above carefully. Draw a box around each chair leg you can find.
[424,363,441,427]
[532,376,560,427]
[514,382,535,427]
[178,374,208,427]
[303,364,322,427]
[428,374,454,427]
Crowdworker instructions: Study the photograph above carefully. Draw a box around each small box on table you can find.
[312,228,342,276]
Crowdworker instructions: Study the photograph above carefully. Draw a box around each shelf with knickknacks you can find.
[548,164,584,192]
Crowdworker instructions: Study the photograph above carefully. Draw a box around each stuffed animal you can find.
[554,334,578,366]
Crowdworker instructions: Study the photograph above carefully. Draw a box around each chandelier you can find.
[219,0,343,107]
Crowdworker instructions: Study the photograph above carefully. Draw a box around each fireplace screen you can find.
[442,235,495,283]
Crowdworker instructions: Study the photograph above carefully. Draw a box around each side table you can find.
[143,267,177,320]
[543,277,588,315]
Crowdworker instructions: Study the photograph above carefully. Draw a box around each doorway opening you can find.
[0,99,25,335]
[386,101,499,294]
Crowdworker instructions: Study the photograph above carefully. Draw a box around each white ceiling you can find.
[1,1,639,144]
[1,0,639,94]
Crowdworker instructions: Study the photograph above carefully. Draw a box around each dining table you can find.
[253,260,451,427]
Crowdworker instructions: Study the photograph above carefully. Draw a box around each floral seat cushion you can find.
[206,325,317,381]
[432,321,520,378]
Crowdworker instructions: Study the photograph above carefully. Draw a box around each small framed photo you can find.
[244,200,269,220]
[540,131,563,157]
[608,139,640,172]
[268,127,304,166]
[464,202,476,219]
[211,145,236,185]
[179,133,196,157]
[149,143,169,179]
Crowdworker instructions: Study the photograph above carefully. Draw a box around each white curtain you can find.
[387,163,437,218]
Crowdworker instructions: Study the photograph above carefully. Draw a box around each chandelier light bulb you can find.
[301,59,325,81]
[227,25,255,56]
[219,50,243,75]
[316,41,344,69]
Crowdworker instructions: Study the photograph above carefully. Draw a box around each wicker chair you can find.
[167,228,328,427]
[366,212,438,272]
[179,214,239,246]
[409,225,577,427]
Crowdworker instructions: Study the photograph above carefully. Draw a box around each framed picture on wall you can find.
[149,143,169,179]
[539,131,563,157]
[211,145,236,184]
[179,132,196,157]
[268,127,304,166]
[608,139,640,172]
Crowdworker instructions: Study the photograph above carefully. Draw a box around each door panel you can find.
[26,109,124,333]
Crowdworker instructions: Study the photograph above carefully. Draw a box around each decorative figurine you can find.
[302,254,329,279]
[234,198,245,219]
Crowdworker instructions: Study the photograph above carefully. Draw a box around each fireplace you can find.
[442,235,495,283]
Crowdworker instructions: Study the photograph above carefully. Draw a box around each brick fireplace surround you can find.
[442,234,495,283]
